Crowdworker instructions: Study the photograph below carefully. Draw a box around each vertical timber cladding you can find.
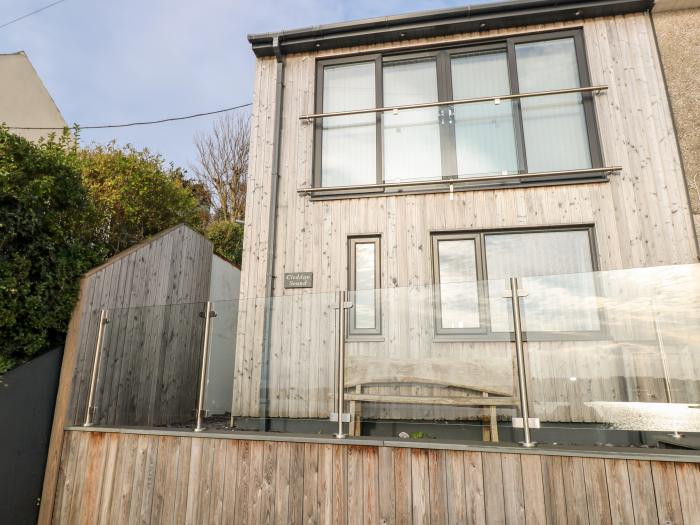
[66,224,214,428]
[39,225,215,525]
[234,13,699,419]
[52,430,700,525]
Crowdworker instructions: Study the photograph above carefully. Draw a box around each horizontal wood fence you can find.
[51,429,700,524]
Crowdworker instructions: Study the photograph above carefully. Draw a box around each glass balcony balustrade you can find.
[82,264,700,450]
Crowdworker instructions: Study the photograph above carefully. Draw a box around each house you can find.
[41,1,700,523]
[236,0,700,429]
[0,51,67,141]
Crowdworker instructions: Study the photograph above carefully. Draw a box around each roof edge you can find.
[248,0,653,57]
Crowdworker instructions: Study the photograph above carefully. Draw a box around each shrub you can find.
[0,129,104,372]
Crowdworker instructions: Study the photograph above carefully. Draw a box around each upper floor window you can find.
[314,30,602,192]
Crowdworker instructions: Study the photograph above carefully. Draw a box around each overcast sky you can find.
[1,0,480,173]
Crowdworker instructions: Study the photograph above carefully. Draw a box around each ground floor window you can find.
[348,236,381,335]
[432,227,598,336]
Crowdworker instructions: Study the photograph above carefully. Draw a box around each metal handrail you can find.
[334,291,348,439]
[299,85,607,121]
[298,166,622,195]
[508,278,536,448]
[195,302,217,432]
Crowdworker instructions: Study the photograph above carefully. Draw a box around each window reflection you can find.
[436,239,480,329]
[451,50,518,177]
[516,38,592,172]
[321,62,376,187]
[383,59,442,182]
[354,242,377,330]
[485,230,598,332]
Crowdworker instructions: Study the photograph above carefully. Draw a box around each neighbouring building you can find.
[652,0,700,244]
[0,51,67,142]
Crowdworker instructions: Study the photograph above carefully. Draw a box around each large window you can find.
[348,236,381,335]
[320,60,378,187]
[432,228,598,336]
[315,30,601,191]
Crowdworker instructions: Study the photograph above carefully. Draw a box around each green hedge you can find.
[0,129,104,372]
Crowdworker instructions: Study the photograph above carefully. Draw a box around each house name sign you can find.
[284,272,313,289]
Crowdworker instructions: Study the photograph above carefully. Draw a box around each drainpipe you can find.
[258,35,285,430]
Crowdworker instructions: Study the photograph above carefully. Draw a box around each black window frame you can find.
[430,225,603,340]
[348,235,382,337]
[313,28,603,194]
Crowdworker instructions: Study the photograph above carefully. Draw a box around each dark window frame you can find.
[313,54,383,193]
[348,235,382,337]
[431,225,604,340]
[313,28,603,193]
[431,233,488,336]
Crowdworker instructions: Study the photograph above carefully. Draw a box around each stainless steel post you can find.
[509,277,536,447]
[195,301,215,432]
[335,291,347,439]
[84,309,109,427]
[652,301,683,439]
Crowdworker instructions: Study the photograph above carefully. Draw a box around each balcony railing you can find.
[299,84,621,196]
[298,85,609,121]
[83,263,700,449]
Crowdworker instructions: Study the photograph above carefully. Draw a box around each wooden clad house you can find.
[234,0,700,424]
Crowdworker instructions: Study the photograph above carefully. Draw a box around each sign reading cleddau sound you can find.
[284,272,313,289]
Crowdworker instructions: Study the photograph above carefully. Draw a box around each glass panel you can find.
[526,265,700,444]
[89,303,207,427]
[346,281,516,441]
[451,50,519,177]
[354,242,377,330]
[485,230,596,332]
[230,292,341,433]
[383,58,442,182]
[86,264,700,448]
[437,238,480,329]
[203,300,239,425]
[516,38,592,172]
[321,62,376,187]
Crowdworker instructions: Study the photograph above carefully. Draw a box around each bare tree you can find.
[191,112,250,222]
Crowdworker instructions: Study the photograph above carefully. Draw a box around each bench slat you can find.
[344,393,518,407]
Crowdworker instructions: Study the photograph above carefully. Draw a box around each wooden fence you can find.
[50,429,700,524]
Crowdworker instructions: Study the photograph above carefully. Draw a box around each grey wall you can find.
[0,347,62,525]
[653,1,700,246]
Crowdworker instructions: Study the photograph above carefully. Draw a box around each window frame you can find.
[431,225,603,340]
[348,235,382,337]
[431,232,488,336]
[313,54,384,193]
[312,28,603,194]
[506,29,603,175]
